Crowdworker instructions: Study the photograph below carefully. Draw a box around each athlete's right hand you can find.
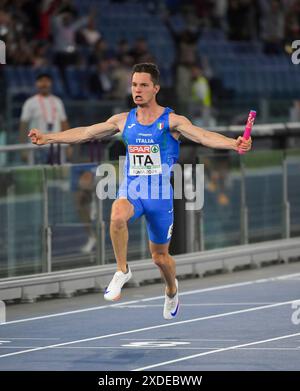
[28,129,47,145]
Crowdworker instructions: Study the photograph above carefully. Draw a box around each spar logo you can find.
[151,145,159,153]
[128,145,151,154]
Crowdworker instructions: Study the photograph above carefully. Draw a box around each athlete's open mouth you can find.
[135,95,142,100]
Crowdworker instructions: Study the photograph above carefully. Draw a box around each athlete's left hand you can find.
[236,136,252,152]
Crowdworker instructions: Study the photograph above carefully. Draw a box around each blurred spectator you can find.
[36,0,61,41]
[204,153,231,206]
[57,0,78,17]
[0,9,12,41]
[89,38,114,65]
[284,0,300,54]
[52,10,88,67]
[31,41,50,68]
[116,39,131,60]
[260,0,285,54]
[19,73,69,163]
[163,9,201,115]
[8,37,33,65]
[164,13,201,65]
[110,55,134,102]
[227,0,256,41]
[212,0,228,30]
[88,59,113,98]
[78,15,101,47]
[129,37,155,63]
[189,64,215,127]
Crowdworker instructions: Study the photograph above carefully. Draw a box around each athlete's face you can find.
[131,72,160,106]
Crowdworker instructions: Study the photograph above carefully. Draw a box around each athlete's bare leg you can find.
[110,199,134,273]
[149,241,177,297]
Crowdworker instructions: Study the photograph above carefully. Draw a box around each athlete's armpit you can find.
[169,113,205,144]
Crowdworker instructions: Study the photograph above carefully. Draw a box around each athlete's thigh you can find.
[117,178,144,222]
[144,198,174,245]
[111,198,135,221]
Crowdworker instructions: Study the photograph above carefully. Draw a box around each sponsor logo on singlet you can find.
[128,144,162,176]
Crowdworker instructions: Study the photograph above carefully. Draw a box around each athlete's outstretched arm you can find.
[28,113,123,145]
[170,114,252,152]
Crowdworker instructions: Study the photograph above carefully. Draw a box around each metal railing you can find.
[0,143,68,166]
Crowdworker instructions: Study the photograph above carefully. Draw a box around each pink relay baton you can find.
[238,110,256,155]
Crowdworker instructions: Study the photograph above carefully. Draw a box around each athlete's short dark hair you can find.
[132,63,160,85]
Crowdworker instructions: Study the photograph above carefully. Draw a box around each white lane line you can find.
[3,271,300,326]
[121,338,238,341]
[0,338,60,340]
[119,303,275,308]
[0,346,299,351]
[132,332,300,371]
[0,298,298,360]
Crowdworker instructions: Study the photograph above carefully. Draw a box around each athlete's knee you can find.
[110,204,128,231]
[111,200,133,223]
[110,215,127,232]
[152,251,168,268]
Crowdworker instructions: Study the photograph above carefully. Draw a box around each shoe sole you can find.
[104,294,121,302]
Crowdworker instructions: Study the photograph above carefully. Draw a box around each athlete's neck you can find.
[136,103,165,124]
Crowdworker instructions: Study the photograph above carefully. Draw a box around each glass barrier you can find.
[45,163,100,271]
[287,149,300,238]
[243,150,284,243]
[0,151,299,279]
[0,166,44,278]
[198,151,242,249]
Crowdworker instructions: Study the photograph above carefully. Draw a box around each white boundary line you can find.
[132,332,300,371]
[0,298,298,360]
[0,346,299,351]
[2,271,300,326]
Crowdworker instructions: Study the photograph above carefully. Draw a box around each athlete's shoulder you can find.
[169,112,191,130]
[107,112,129,132]
[115,111,130,119]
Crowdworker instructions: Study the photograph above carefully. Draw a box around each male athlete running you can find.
[28,63,252,320]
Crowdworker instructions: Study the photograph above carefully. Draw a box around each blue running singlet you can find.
[117,107,180,244]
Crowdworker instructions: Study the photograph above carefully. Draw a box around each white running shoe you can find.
[163,279,179,320]
[104,267,132,301]
[80,236,96,253]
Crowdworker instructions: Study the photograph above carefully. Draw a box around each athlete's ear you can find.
[154,84,160,95]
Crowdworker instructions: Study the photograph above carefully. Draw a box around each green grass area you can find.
[243,150,284,169]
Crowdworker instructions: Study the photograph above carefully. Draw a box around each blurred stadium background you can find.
[0,0,300,301]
